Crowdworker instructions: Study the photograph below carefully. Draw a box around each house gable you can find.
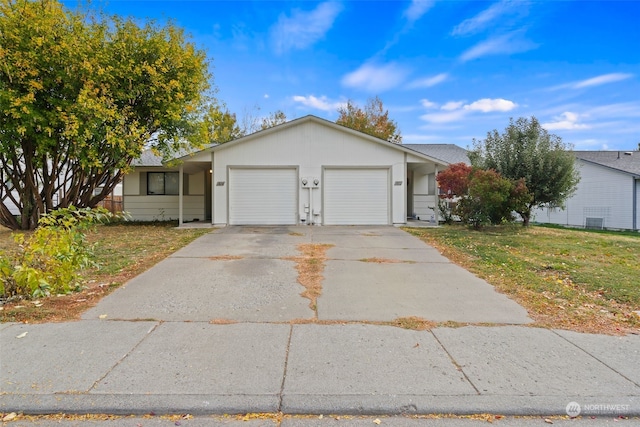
[183,115,445,165]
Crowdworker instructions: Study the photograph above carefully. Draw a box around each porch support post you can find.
[434,164,439,225]
[403,153,407,224]
[179,163,184,225]
[211,151,216,224]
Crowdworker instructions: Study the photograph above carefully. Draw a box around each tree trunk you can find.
[521,206,532,227]
[0,203,20,230]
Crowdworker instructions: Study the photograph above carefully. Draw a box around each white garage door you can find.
[229,168,297,225]
[323,168,390,225]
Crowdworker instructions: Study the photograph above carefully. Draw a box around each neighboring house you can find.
[122,115,450,226]
[533,151,640,231]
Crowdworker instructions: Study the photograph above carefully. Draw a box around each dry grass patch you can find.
[389,316,437,331]
[359,257,415,264]
[406,225,640,335]
[1,223,210,323]
[283,243,334,317]
[208,255,243,261]
[209,318,238,325]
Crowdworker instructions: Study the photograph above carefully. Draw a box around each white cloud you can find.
[407,73,449,89]
[263,94,270,99]
[547,73,635,91]
[420,97,517,124]
[572,73,634,89]
[452,0,522,36]
[464,98,517,112]
[585,102,640,118]
[441,101,465,111]
[292,95,345,112]
[341,62,410,92]
[270,1,343,54]
[420,110,467,124]
[542,112,590,130]
[404,0,436,24]
[459,31,537,62]
[420,99,438,109]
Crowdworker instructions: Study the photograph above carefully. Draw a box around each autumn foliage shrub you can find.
[0,207,116,299]
[436,163,532,229]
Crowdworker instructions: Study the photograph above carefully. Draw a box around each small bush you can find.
[0,207,118,299]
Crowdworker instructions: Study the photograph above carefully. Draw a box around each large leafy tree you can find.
[197,101,243,145]
[470,116,579,226]
[336,96,402,144]
[260,110,288,130]
[0,0,216,229]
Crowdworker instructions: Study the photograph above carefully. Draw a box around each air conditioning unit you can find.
[585,217,604,230]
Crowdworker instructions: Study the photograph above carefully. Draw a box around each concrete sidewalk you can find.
[1,226,639,417]
[1,321,639,416]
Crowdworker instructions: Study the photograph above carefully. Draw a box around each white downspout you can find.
[309,186,313,225]
[178,163,184,225]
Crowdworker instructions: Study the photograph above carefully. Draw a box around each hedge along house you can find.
[122,115,449,226]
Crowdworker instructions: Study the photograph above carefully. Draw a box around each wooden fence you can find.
[97,195,123,214]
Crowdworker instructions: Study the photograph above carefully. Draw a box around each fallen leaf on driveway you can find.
[99,314,108,319]
[2,412,17,421]
[544,419,553,424]
[15,332,28,339]
[373,419,381,425]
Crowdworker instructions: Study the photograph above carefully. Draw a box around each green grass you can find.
[405,224,640,334]
[1,222,210,322]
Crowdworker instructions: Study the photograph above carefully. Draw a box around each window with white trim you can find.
[147,172,179,195]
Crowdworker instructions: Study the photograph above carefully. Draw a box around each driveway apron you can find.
[83,226,531,324]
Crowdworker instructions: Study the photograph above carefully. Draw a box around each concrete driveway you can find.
[83,226,531,324]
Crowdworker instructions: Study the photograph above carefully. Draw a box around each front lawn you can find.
[405,224,640,335]
[0,223,210,322]
[3,222,639,334]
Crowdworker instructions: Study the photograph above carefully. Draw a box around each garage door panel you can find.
[229,168,297,225]
[324,168,389,225]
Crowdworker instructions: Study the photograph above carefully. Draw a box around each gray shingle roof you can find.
[133,144,218,167]
[132,149,164,167]
[404,144,470,165]
[574,151,640,176]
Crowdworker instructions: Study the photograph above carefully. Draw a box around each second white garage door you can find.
[229,168,297,225]
[323,168,390,225]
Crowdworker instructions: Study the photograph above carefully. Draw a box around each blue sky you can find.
[67,1,640,151]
